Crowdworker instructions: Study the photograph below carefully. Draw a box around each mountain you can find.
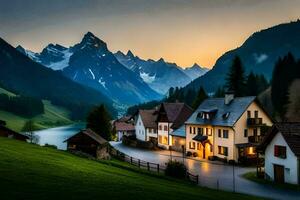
[0,37,116,118]
[182,63,209,80]
[115,50,192,94]
[18,32,162,106]
[184,20,300,93]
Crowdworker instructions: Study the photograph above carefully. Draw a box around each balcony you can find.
[247,118,263,126]
[248,135,263,144]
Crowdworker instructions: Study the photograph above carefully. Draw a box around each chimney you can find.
[224,91,234,105]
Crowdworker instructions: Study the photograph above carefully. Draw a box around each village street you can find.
[110,142,300,200]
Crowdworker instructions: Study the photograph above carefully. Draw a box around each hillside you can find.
[185,20,300,93]
[0,137,259,200]
[0,37,116,118]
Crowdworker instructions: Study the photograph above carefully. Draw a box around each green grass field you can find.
[0,137,261,200]
[0,87,73,131]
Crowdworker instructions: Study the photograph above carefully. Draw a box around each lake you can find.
[34,123,85,150]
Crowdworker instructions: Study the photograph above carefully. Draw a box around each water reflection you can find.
[34,123,85,150]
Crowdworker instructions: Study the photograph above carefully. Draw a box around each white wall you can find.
[147,128,157,140]
[158,122,171,148]
[265,132,299,184]
[135,114,146,141]
[213,127,235,160]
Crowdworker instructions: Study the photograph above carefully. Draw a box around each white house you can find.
[259,123,300,185]
[113,116,135,141]
[135,109,157,142]
[185,93,273,162]
[156,103,193,149]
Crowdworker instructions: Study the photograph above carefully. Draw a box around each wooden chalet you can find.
[64,129,110,159]
[0,120,29,141]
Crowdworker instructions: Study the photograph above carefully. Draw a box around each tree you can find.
[86,104,113,140]
[214,86,225,98]
[225,56,246,97]
[245,72,259,96]
[22,120,36,143]
[271,53,298,119]
[192,87,208,109]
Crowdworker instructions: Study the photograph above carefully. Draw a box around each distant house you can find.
[259,123,300,184]
[135,109,157,142]
[113,116,135,141]
[156,103,193,149]
[0,120,29,141]
[64,129,109,159]
[185,93,273,162]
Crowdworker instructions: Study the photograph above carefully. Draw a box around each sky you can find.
[0,0,300,68]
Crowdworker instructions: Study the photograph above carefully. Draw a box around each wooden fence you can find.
[110,147,198,184]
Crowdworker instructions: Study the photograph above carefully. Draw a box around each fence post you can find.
[130,157,133,164]
[196,175,199,185]
[157,164,159,173]
[138,159,140,168]
[217,179,219,190]
[147,162,150,171]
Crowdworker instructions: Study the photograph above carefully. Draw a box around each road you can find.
[111,142,300,200]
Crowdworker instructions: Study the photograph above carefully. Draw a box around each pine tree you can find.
[192,87,208,109]
[245,72,258,96]
[86,104,112,140]
[271,53,297,119]
[214,86,225,97]
[225,56,246,97]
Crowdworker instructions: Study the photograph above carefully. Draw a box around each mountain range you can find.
[0,37,116,119]
[115,50,208,94]
[184,20,300,93]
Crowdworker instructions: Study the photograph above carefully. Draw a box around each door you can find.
[274,164,284,183]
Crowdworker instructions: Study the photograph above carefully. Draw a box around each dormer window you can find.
[222,112,230,119]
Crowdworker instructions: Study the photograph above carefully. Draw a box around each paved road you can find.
[111,142,300,200]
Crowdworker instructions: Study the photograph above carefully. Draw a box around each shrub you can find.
[192,152,198,157]
[228,160,235,165]
[165,160,187,179]
[186,151,192,157]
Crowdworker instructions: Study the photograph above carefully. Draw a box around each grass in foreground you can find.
[0,137,262,200]
[243,172,300,191]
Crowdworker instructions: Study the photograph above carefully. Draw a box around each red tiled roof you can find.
[114,121,135,131]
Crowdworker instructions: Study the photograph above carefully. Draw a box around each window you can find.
[247,110,251,118]
[197,143,201,150]
[198,127,203,135]
[164,125,168,131]
[159,125,162,130]
[223,130,229,138]
[189,142,195,149]
[244,129,248,137]
[190,127,192,134]
[206,128,212,136]
[218,146,228,156]
[254,110,258,118]
[218,129,222,137]
[253,128,258,136]
[162,136,168,145]
[193,127,196,134]
[139,122,141,125]
[274,145,286,158]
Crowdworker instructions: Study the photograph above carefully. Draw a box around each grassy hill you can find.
[0,137,260,200]
[0,87,73,132]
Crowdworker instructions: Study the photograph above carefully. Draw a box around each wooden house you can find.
[0,120,29,141]
[64,129,109,159]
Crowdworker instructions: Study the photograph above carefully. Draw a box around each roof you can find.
[193,135,208,142]
[64,129,107,145]
[161,103,186,122]
[0,119,6,126]
[171,104,194,129]
[139,109,157,128]
[170,125,185,137]
[114,121,135,131]
[185,96,256,127]
[258,122,300,157]
[0,125,29,139]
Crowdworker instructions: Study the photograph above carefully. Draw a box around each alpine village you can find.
[1,1,300,200]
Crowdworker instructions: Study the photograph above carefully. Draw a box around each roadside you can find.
[111,141,300,200]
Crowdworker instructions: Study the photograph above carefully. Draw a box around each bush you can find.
[186,151,192,157]
[208,156,217,161]
[228,160,236,165]
[192,152,198,157]
[165,160,187,179]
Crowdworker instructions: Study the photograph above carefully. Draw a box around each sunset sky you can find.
[1,0,300,68]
